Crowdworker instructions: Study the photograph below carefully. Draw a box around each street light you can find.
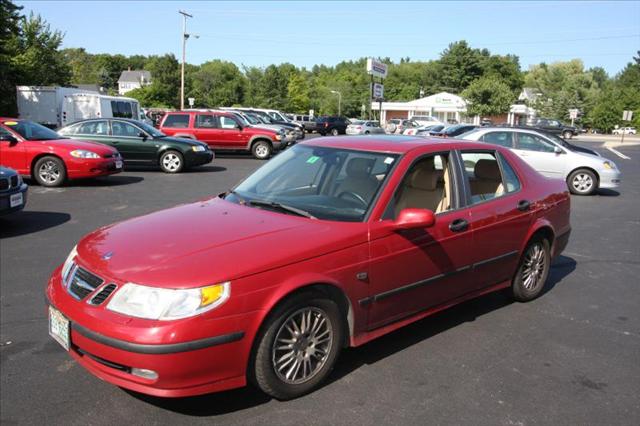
[330,90,342,116]
[179,10,197,111]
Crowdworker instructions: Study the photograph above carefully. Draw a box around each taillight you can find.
[324,122,328,128]
[356,126,362,130]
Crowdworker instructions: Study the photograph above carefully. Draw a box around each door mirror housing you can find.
[554,146,564,154]
[394,208,436,230]
[138,131,148,141]
[0,134,18,144]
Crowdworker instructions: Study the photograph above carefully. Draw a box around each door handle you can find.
[517,199,531,211]
[449,218,469,232]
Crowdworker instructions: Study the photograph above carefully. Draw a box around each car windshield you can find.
[243,114,259,125]
[136,121,165,137]
[350,120,364,125]
[4,120,64,140]
[225,144,399,222]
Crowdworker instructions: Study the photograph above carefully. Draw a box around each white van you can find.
[61,94,140,127]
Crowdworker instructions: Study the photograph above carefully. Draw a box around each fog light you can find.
[131,368,158,380]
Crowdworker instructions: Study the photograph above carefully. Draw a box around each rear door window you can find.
[195,115,217,128]
[481,131,514,148]
[163,114,190,128]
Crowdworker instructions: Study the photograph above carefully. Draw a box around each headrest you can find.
[346,158,375,178]
[474,159,501,180]
[409,168,439,191]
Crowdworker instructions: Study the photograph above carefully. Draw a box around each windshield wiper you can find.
[247,199,316,219]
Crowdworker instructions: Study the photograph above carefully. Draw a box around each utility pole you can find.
[179,10,193,111]
[330,90,342,116]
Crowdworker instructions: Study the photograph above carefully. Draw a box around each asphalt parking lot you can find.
[1,137,639,426]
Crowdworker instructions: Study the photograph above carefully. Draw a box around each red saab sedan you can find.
[0,119,122,186]
[46,136,571,399]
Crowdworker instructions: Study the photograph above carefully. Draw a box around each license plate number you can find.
[10,192,22,208]
[115,160,123,169]
[49,306,70,351]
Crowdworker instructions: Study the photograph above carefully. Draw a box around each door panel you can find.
[0,126,27,172]
[193,114,222,148]
[110,121,156,163]
[216,115,247,149]
[512,133,567,178]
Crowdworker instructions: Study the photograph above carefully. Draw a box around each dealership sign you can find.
[372,83,384,100]
[366,58,388,79]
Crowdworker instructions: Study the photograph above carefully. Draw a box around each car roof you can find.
[299,135,489,154]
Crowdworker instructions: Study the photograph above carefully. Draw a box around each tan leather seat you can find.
[395,159,443,216]
[470,159,504,197]
[337,158,379,202]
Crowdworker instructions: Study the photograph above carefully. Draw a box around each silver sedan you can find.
[346,120,385,135]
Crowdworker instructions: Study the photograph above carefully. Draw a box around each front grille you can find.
[0,178,8,191]
[89,284,117,305]
[10,175,18,187]
[66,266,104,300]
[75,347,131,373]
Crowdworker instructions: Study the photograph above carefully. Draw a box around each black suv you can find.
[530,118,578,139]
[316,116,349,136]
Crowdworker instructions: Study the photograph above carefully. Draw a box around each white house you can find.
[117,70,151,95]
[372,92,468,124]
[507,87,540,125]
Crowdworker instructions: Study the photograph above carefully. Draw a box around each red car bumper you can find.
[46,266,262,397]
[65,157,123,180]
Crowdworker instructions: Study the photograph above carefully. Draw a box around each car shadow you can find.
[0,211,71,238]
[69,176,145,187]
[125,255,576,416]
[184,166,227,173]
[595,189,620,197]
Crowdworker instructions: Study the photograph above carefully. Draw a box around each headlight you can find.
[61,245,78,281]
[106,282,230,320]
[275,135,282,141]
[603,161,615,170]
[70,150,100,159]
[192,145,206,152]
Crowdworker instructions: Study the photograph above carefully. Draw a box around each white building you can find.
[117,70,151,95]
[372,92,468,124]
[507,87,540,126]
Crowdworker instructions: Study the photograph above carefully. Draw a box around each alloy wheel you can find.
[522,243,546,291]
[255,144,269,158]
[572,173,593,193]
[272,307,333,385]
[162,153,181,172]
[38,160,61,184]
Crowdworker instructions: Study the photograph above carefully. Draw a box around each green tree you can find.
[461,76,515,117]
[189,60,245,107]
[438,41,484,93]
[0,0,22,115]
[287,72,310,113]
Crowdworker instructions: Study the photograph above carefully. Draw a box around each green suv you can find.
[58,119,214,173]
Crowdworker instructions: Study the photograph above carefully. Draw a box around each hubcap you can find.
[162,154,180,171]
[272,307,333,385]
[38,160,61,183]
[572,173,593,192]
[255,144,269,157]
[522,243,546,291]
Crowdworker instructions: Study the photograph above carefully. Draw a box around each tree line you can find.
[1,0,638,131]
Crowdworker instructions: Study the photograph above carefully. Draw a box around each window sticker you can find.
[4,121,17,126]
[306,156,320,164]
[384,157,395,164]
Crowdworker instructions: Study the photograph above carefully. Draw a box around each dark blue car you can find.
[0,166,28,215]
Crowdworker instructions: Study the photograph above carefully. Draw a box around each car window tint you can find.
[112,122,140,137]
[196,115,216,128]
[219,116,238,129]
[77,120,109,135]
[498,154,521,193]
[59,123,80,135]
[516,133,555,152]
[482,131,514,148]
[163,114,190,128]
[385,153,453,219]
[460,151,508,204]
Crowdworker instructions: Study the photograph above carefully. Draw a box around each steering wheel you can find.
[337,191,367,207]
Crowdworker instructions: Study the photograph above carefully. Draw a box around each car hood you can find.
[75,197,367,288]
[34,138,118,154]
[159,136,208,148]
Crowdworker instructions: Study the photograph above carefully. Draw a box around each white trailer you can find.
[16,86,141,128]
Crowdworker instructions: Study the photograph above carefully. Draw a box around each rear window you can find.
[163,114,190,128]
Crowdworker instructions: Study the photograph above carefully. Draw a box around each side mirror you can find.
[394,208,436,230]
[138,131,148,141]
[235,123,243,130]
[0,134,18,144]
[554,146,564,154]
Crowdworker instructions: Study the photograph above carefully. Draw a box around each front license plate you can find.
[49,306,70,351]
[115,160,123,169]
[9,193,23,208]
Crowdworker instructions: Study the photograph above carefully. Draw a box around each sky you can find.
[17,0,640,76]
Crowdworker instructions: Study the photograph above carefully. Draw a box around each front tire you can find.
[159,150,184,173]
[330,128,339,136]
[251,292,344,400]
[251,140,273,160]
[567,168,597,195]
[512,238,551,302]
[563,130,573,139]
[34,156,66,187]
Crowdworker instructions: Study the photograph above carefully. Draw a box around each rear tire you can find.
[567,168,597,195]
[563,130,573,139]
[512,237,551,302]
[251,292,343,400]
[252,140,272,160]
[330,128,339,136]
[159,150,184,173]
[34,156,66,187]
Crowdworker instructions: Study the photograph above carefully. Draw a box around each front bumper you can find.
[598,169,622,189]
[66,157,123,179]
[185,150,214,168]
[0,183,28,215]
[46,266,262,397]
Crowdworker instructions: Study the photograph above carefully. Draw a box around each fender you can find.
[173,133,196,140]
[521,217,556,254]
[246,134,275,150]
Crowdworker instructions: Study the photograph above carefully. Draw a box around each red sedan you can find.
[0,119,122,186]
[46,136,571,399]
